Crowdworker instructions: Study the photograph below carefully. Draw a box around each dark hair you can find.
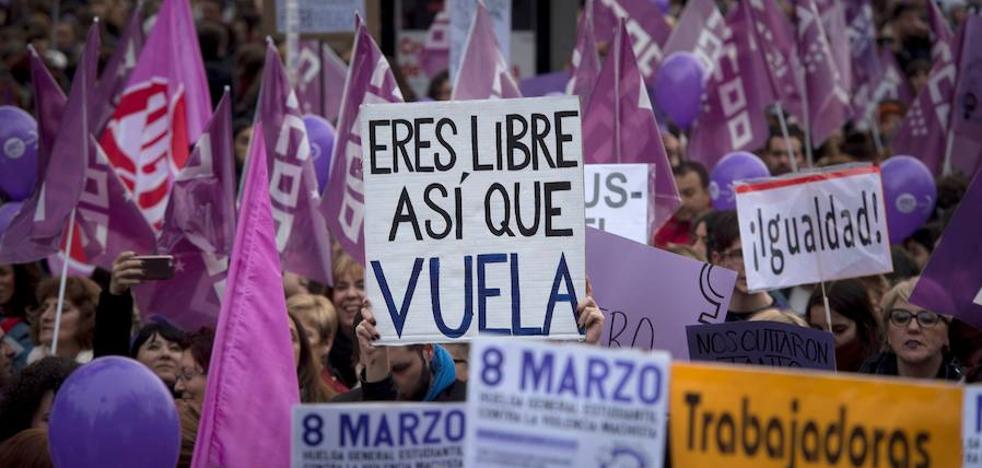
[765,124,805,153]
[426,70,450,100]
[707,210,740,260]
[889,246,921,283]
[0,263,42,319]
[288,313,334,403]
[806,279,881,357]
[130,320,190,358]
[673,161,709,189]
[0,428,52,468]
[187,328,215,374]
[0,357,79,442]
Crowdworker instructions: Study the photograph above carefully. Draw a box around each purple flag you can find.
[296,41,348,124]
[662,0,728,78]
[910,168,982,329]
[322,19,403,264]
[815,0,852,97]
[567,4,601,102]
[76,136,156,270]
[0,50,69,263]
[587,227,737,358]
[688,5,775,170]
[927,0,954,64]
[846,1,881,125]
[519,71,571,97]
[891,24,964,175]
[583,20,680,230]
[134,92,236,329]
[191,97,299,468]
[450,2,521,100]
[592,0,670,83]
[875,49,915,106]
[794,0,851,147]
[257,42,333,285]
[92,4,144,135]
[744,0,805,122]
[950,15,982,176]
[421,8,450,78]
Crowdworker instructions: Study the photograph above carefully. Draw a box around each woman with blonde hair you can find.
[287,294,348,394]
[329,252,365,388]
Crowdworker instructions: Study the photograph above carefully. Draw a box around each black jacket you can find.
[93,290,134,358]
[858,352,964,382]
[333,376,467,403]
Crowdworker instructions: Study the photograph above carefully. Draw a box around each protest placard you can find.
[291,403,466,468]
[734,164,893,292]
[361,97,586,344]
[586,227,737,358]
[670,363,962,467]
[686,321,836,370]
[966,385,982,468]
[266,0,367,36]
[584,164,652,244]
[449,0,511,80]
[465,338,670,468]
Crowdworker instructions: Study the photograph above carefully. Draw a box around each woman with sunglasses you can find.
[859,278,963,381]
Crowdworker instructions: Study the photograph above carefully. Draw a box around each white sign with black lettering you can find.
[966,385,982,468]
[361,97,586,344]
[584,164,650,243]
[465,338,670,468]
[291,403,466,468]
[734,164,893,291]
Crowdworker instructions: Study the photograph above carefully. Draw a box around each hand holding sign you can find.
[577,278,604,345]
[355,301,389,383]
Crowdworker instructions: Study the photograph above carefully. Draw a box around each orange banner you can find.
[670,363,962,467]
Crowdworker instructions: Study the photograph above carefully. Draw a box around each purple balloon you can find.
[0,201,22,236]
[0,106,39,201]
[49,357,180,468]
[881,155,936,244]
[653,0,670,13]
[710,151,771,210]
[654,52,705,130]
[303,114,335,192]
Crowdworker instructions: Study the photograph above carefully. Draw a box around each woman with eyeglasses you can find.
[859,278,964,381]
[174,328,214,404]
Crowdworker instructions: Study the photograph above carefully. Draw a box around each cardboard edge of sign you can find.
[671,361,963,389]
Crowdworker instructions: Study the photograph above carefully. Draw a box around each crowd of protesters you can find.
[1,0,981,467]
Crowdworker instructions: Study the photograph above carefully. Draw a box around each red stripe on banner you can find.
[139,180,170,208]
[734,166,880,193]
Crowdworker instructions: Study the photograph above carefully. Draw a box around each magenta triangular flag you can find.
[567,3,601,102]
[190,116,299,468]
[450,2,521,100]
[582,20,680,230]
[322,19,403,264]
[591,0,670,83]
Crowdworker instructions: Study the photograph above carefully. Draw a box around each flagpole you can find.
[941,128,955,176]
[51,208,76,355]
[775,103,799,173]
[819,280,833,336]
[869,111,885,158]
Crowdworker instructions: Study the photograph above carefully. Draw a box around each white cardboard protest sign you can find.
[449,0,512,80]
[291,403,466,468]
[734,164,893,291]
[273,0,366,34]
[584,164,651,243]
[466,338,670,468]
[966,385,982,467]
[361,97,586,344]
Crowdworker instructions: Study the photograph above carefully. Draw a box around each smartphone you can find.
[134,255,175,281]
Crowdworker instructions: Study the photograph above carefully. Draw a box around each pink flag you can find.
[583,20,680,230]
[421,8,450,78]
[927,0,954,64]
[133,91,236,329]
[322,19,403,263]
[744,0,805,122]
[0,49,68,263]
[891,24,963,175]
[190,116,299,468]
[661,0,727,79]
[814,0,852,97]
[846,1,881,125]
[566,4,601,102]
[794,0,851,147]
[257,42,333,285]
[450,2,521,100]
[591,0,670,83]
[688,4,775,170]
[93,4,144,135]
[99,0,212,230]
[949,14,982,176]
[296,41,349,124]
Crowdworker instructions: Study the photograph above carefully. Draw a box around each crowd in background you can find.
[0,0,980,467]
